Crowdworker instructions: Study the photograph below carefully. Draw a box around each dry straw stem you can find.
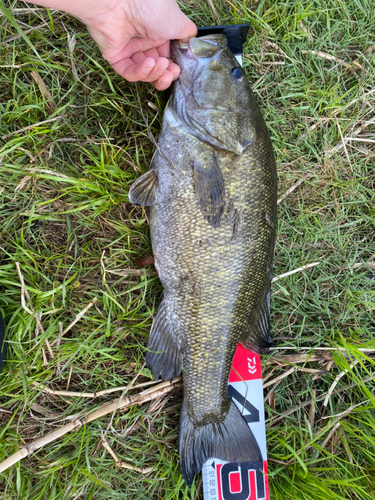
[266,374,374,426]
[263,366,295,389]
[106,268,157,277]
[1,116,62,140]
[272,261,320,282]
[301,49,362,70]
[50,298,97,347]
[15,262,54,360]
[270,346,375,353]
[101,437,153,473]
[277,175,311,205]
[327,115,375,157]
[0,378,182,474]
[268,352,334,364]
[206,0,220,24]
[323,359,360,407]
[30,70,56,113]
[32,379,160,399]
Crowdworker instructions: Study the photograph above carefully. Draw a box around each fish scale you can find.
[152,132,274,420]
[129,34,276,486]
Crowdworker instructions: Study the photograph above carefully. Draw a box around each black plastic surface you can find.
[197,24,249,55]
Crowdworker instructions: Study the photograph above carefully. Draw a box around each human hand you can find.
[84,0,197,90]
[24,0,197,89]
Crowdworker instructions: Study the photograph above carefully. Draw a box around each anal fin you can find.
[146,298,182,380]
[128,170,157,206]
[240,289,273,353]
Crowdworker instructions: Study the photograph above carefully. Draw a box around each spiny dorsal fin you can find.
[193,156,225,229]
[128,170,157,206]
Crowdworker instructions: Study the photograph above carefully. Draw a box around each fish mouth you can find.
[171,34,228,65]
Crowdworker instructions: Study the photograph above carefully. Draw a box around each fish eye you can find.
[231,67,244,79]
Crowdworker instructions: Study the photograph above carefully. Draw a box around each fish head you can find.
[171,35,258,154]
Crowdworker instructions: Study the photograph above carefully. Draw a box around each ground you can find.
[0,1,374,499]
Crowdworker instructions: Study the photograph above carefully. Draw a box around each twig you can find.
[272,262,320,282]
[0,378,182,474]
[1,116,62,140]
[50,298,97,347]
[15,262,54,359]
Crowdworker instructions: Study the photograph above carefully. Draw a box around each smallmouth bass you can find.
[129,34,277,486]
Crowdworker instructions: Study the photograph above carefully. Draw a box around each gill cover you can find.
[171,35,256,155]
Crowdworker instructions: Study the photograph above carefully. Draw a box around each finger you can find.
[153,40,171,59]
[111,56,156,82]
[152,69,177,91]
[141,2,197,42]
[143,46,165,60]
[104,37,156,65]
[140,57,170,82]
[130,51,146,65]
[166,61,180,80]
[130,52,171,82]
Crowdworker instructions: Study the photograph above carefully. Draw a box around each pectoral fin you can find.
[193,156,225,229]
[128,170,157,206]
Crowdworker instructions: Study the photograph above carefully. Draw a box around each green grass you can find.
[0,0,375,498]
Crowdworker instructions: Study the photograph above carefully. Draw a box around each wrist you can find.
[22,0,129,26]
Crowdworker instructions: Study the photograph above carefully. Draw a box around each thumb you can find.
[140,0,197,41]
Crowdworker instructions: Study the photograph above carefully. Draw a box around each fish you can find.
[128,34,277,486]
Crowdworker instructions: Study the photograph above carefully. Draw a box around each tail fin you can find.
[179,399,263,486]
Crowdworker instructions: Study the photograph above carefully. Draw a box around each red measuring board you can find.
[202,343,269,500]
